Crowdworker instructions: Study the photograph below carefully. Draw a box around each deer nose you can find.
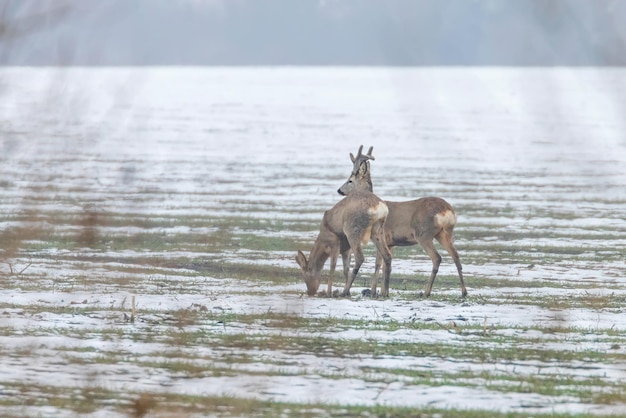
[337,188,345,196]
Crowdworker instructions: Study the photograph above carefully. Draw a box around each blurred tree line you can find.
[0,0,625,66]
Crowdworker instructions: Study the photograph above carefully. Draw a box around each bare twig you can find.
[18,261,32,275]
[131,295,136,323]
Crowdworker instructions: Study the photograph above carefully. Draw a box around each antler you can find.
[350,145,375,163]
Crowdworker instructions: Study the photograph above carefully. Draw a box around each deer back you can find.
[383,197,456,246]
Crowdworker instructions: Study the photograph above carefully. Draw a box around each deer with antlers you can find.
[296,146,392,297]
[337,146,467,298]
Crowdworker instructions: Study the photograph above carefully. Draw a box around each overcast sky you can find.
[1,0,625,66]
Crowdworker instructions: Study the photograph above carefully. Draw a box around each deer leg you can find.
[363,250,382,288]
[341,248,351,283]
[371,250,381,295]
[342,244,364,297]
[327,250,337,297]
[420,239,442,298]
[436,230,467,297]
[372,223,392,297]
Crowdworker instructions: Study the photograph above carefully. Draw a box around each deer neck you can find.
[307,237,330,276]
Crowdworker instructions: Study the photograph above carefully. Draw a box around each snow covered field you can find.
[1,67,625,417]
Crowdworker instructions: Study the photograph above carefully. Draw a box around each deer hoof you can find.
[361,288,372,297]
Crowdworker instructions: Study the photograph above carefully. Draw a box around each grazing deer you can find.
[295,211,351,297]
[296,146,392,297]
[337,146,467,298]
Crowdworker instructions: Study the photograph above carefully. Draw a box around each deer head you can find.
[337,145,375,196]
[295,250,321,296]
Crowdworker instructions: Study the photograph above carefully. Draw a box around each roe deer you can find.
[296,146,392,297]
[337,146,466,298]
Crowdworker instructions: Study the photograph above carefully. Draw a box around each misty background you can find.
[1,0,626,66]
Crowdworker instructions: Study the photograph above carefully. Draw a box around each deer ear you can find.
[358,161,368,175]
[295,251,308,270]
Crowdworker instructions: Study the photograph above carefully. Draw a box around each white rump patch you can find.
[435,209,457,227]
[362,202,388,245]
[368,201,389,220]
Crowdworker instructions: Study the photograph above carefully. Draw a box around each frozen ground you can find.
[1,67,626,417]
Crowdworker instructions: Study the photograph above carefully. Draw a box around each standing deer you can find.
[337,146,467,298]
[296,146,392,297]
